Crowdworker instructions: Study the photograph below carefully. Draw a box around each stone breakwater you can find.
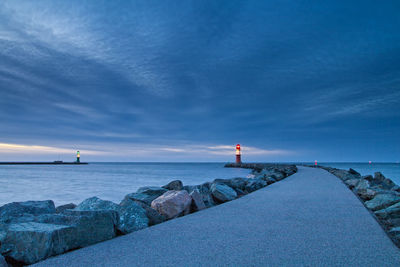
[312,165,400,248]
[0,164,297,266]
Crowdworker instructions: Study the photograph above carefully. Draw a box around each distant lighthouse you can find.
[76,151,80,163]
[236,144,241,164]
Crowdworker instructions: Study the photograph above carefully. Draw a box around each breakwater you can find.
[0,163,297,266]
[311,165,400,248]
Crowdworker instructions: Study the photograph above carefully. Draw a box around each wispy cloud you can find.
[0,143,103,155]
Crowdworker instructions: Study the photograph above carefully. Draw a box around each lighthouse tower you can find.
[236,144,241,164]
[76,151,80,163]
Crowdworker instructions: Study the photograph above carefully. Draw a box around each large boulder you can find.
[0,200,56,223]
[162,180,183,191]
[62,209,118,246]
[56,203,77,213]
[125,187,168,206]
[0,209,119,265]
[184,182,216,208]
[76,197,148,234]
[0,254,7,267]
[344,179,360,190]
[117,198,148,233]
[129,199,166,226]
[245,178,267,193]
[213,178,249,192]
[190,189,206,212]
[365,193,400,211]
[0,222,76,265]
[211,183,237,203]
[348,168,361,177]
[367,172,396,190]
[151,191,192,219]
[375,202,400,220]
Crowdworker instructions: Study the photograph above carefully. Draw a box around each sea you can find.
[0,162,399,207]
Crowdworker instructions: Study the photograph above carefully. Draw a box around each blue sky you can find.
[0,0,399,162]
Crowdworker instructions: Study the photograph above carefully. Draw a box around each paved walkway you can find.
[33,167,400,266]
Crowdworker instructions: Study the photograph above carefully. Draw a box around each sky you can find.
[0,0,399,162]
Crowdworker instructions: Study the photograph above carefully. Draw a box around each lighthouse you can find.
[76,151,80,163]
[236,144,241,164]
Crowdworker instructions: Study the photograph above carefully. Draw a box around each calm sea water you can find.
[0,163,250,206]
[318,162,400,185]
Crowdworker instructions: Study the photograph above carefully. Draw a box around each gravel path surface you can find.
[33,166,400,266]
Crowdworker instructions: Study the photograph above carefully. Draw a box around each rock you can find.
[358,188,377,201]
[213,178,249,192]
[261,176,277,185]
[211,183,237,203]
[75,197,119,211]
[76,197,148,234]
[365,193,400,211]
[245,178,267,193]
[118,198,149,233]
[151,190,192,219]
[62,209,118,246]
[392,185,400,193]
[183,182,216,208]
[375,202,400,220]
[162,180,183,190]
[0,222,76,265]
[125,187,168,206]
[190,189,206,212]
[349,168,361,176]
[344,179,360,190]
[368,172,396,190]
[129,199,166,226]
[0,255,7,267]
[0,200,56,223]
[56,203,77,213]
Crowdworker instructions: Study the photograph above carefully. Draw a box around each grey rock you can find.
[211,183,237,203]
[261,176,277,185]
[375,202,400,220]
[365,193,400,211]
[62,209,118,246]
[213,177,249,192]
[357,188,377,201]
[151,190,192,219]
[56,203,77,213]
[245,178,267,193]
[125,187,168,206]
[190,189,206,212]
[162,180,183,191]
[76,197,148,234]
[344,179,359,190]
[367,172,396,190]
[183,182,216,208]
[0,255,7,267]
[0,222,76,265]
[118,198,149,233]
[129,199,166,226]
[0,200,56,223]
[349,168,361,177]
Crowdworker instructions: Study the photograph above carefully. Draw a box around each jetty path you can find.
[33,166,400,266]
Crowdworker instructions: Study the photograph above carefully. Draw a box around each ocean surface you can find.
[0,162,399,207]
[0,163,251,206]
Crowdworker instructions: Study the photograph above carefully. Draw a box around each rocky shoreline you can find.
[310,165,400,248]
[0,163,297,266]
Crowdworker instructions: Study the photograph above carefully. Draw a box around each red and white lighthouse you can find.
[236,144,242,164]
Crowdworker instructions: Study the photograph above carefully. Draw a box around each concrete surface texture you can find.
[32,166,400,266]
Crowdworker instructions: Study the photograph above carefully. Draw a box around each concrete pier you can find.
[33,166,400,266]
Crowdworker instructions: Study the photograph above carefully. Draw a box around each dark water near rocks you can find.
[0,163,251,206]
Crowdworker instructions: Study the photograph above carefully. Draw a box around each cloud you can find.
[0,143,103,155]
